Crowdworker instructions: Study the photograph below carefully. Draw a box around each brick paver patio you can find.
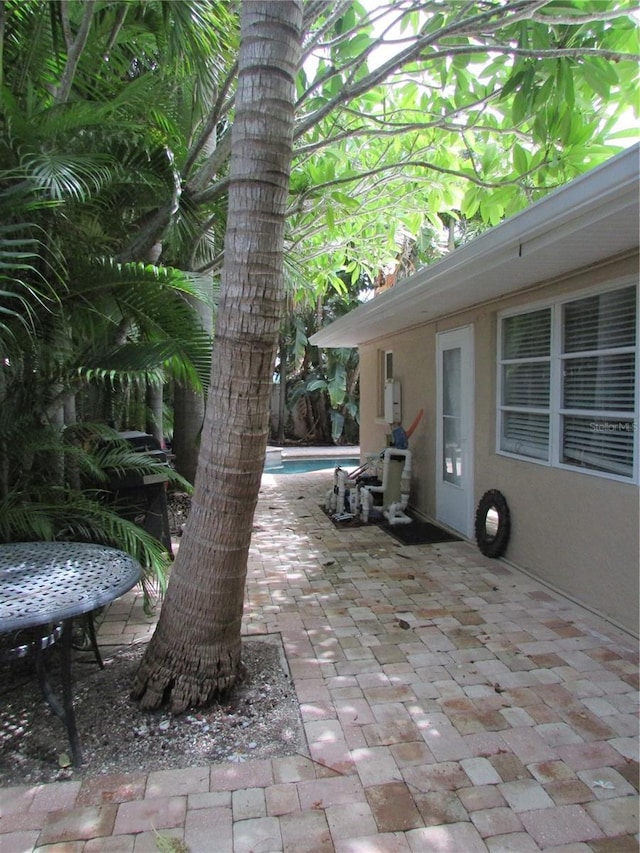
[1,466,638,851]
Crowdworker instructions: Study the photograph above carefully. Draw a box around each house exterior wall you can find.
[358,253,639,634]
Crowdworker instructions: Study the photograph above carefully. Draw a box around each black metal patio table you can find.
[0,541,141,766]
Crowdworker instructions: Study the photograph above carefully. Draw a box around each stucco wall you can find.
[357,254,639,634]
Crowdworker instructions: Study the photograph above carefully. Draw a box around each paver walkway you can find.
[1,468,638,852]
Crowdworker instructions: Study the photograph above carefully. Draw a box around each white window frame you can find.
[497,278,639,483]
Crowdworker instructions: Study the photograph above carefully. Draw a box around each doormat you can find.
[322,506,461,545]
[378,517,462,546]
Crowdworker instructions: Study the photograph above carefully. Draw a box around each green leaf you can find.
[511,89,529,126]
[461,187,481,220]
[557,108,575,146]
[481,199,503,227]
[481,143,498,174]
[334,6,356,36]
[325,204,335,231]
[558,60,575,111]
[330,192,360,211]
[581,60,614,99]
[512,144,529,175]
[533,111,548,145]
[532,75,556,110]
[501,69,525,100]
[346,33,373,58]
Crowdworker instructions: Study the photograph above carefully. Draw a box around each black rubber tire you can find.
[475,489,511,558]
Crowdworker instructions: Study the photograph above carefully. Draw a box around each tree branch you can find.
[427,44,639,62]
[530,5,639,25]
[55,0,96,103]
[183,61,238,191]
[59,0,73,49]
[297,2,422,109]
[294,85,527,159]
[102,4,128,62]
[301,0,352,61]
[189,172,230,208]
[294,0,552,137]
[288,155,546,216]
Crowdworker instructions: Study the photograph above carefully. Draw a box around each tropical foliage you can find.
[0,1,217,582]
[290,0,638,289]
[2,1,637,455]
[282,0,638,440]
[278,261,372,444]
[0,0,637,698]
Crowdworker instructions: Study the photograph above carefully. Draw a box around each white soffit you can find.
[311,144,640,348]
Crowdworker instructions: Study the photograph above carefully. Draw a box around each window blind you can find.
[562,416,635,476]
[502,411,550,460]
[564,287,636,353]
[503,309,551,359]
[500,308,551,461]
[499,284,637,480]
[560,286,637,478]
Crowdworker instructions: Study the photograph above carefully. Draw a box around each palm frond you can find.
[20,152,116,202]
[0,489,171,600]
[70,260,214,390]
[90,440,192,494]
[0,225,62,352]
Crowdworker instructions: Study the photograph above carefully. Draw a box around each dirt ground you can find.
[0,491,306,787]
[0,635,304,786]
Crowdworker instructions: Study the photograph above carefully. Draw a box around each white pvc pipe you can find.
[384,502,412,525]
[362,448,412,524]
[360,487,372,523]
[333,467,359,515]
[363,449,410,492]
[337,469,347,513]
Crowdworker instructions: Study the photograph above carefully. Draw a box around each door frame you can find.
[435,325,475,536]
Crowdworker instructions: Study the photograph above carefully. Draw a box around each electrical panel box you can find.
[384,379,401,424]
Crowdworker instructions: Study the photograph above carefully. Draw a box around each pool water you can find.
[264,457,360,474]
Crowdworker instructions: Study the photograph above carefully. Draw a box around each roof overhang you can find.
[310,144,640,349]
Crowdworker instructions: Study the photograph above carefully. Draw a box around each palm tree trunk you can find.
[171,384,204,485]
[133,1,303,712]
[146,383,164,448]
[64,393,81,491]
[172,291,214,484]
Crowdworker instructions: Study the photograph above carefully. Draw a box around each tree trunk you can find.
[172,292,214,484]
[64,393,81,491]
[146,382,164,448]
[133,1,302,713]
[171,384,204,485]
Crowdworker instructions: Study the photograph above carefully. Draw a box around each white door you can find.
[436,326,474,535]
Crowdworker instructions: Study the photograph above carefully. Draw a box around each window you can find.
[500,309,551,460]
[442,347,462,485]
[377,350,393,419]
[498,284,638,480]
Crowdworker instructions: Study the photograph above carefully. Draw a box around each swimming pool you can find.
[264,457,360,475]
